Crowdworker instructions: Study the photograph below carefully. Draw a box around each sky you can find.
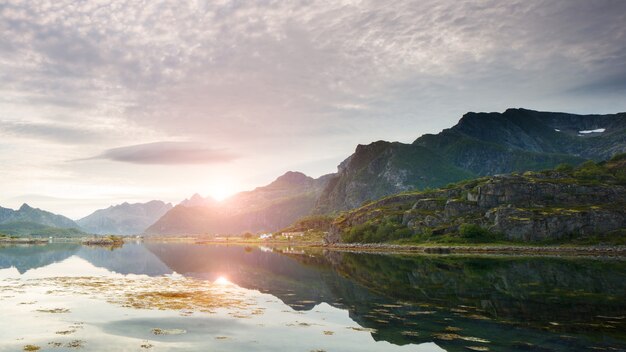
[1,0,625,219]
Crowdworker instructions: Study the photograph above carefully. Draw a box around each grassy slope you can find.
[0,221,87,237]
[329,154,626,245]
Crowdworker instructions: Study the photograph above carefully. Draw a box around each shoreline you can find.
[150,238,626,257]
[0,238,50,245]
[2,236,624,257]
[318,243,626,257]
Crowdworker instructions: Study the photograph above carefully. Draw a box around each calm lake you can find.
[0,243,624,351]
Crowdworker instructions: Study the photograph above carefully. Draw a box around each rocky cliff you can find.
[326,154,626,243]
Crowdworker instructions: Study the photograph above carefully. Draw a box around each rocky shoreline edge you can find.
[317,243,626,256]
[186,239,626,257]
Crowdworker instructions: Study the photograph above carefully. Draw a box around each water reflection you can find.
[0,243,625,351]
[0,243,80,273]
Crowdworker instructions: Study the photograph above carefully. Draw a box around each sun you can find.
[205,181,237,201]
[214,276,230,285]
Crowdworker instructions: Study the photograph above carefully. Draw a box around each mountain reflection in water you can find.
[0,242,624,351]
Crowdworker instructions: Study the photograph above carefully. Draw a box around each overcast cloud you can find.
[0,0,625,217]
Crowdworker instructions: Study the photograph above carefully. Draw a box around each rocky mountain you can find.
[145,171,333,235]
[77,200,173,235]
[146,108,626,236]
[316,108,626,213]
[326,154,626,243]
[0,203,84,237]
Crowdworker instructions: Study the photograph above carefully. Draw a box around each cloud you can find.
[0,120,105,144]
[567,72,626,96]
[89,142,239,165]
[1,0,626,216]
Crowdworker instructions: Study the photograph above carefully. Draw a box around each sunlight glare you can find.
[205,179,237,201]
[214,275,230,285]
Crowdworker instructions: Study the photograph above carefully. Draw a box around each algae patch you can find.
[42,276,254,314]
[65,340,85,348]
[152,328,186,336]
[55,329,76,335]
[36,308,70,314]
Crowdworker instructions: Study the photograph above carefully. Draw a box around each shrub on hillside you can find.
[609,153,626,162]
[573,161,611,181]
[459,224,499,242]
[555,163,574,173]
[342,220,413,243]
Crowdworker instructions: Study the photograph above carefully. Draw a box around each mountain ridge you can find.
[315,108,626,213]
[0,203,78,228]
[77,200,173,235]
[138,108,626,236]
[0,203,84,237]
[144,171,332,235]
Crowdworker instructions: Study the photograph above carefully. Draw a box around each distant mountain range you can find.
[77,200,173,235]
[144,171,332,235]
[144,108,626,236]
[0,201,173,237]
[3,108,624,237]
[0,203,84,237]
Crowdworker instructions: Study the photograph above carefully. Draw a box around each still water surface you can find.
[0,243,625,351]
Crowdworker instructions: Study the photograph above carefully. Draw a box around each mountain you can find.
[146,108,626,236]
[145,171,333,235]
[0,221,86,237]
[77,200,173,235]
[315,108,626,213]
[0,203,78,228]
[179,194,217,207]
[0,203,84,237]
[326,154,626,244]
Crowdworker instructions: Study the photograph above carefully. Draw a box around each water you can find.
[0,243,624,351]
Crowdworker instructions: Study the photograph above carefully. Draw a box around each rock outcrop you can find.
[327,156,626,243]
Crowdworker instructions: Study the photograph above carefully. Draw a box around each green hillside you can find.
[0,221,87,238]
[315,109,626,213]
[323,154,626,244]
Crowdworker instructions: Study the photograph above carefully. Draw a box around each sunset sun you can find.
[214,276,230,285]
[206,182,237,201]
